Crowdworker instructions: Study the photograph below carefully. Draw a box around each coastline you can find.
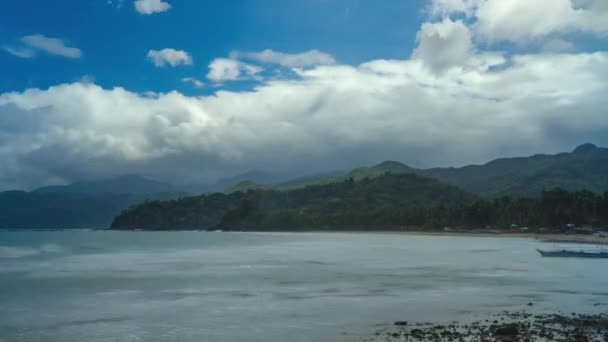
[387,231,608,243]
[6,227,608,245]
[106,228,608,244]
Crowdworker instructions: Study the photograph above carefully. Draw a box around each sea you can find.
[1,230,607,342]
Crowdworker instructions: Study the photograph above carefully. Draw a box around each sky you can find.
[0,0,607,190]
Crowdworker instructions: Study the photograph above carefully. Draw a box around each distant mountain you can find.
[346,160,415,180]
[0,175,185,229]
[226,170,345,193]
[185,170,300,194]
[273,170,345,190]
[35,174,179,195]
[0,191,181,229]
[225,180,268,194]
[419,143,608,197]
[225,163,413,193]
[111,173,475,231]
[229,144,608,198]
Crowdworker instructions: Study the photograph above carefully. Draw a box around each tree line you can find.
[111,174,608,231]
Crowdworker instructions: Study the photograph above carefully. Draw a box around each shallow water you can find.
[0,230,607,342]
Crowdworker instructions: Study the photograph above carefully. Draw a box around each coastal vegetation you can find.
[111,173,608,231]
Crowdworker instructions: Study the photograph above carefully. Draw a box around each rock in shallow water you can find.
[376,312,608,342]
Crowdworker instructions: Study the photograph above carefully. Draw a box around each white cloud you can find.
[430,0,608,43]
[412,18,474,72]
[134,0,171,15]
[146,49,192,67]
[207,58,263,82]
[181,77,204,88]
[17,35,82,59]
[1,50,607,190]
[3,46,35,59]
[230,49,336,68]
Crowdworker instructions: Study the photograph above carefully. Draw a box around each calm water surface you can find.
[1,231,607,342]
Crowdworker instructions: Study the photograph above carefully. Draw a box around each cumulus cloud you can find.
[430,0,608,43]
[1,50,608,190]
[412,18,474,72]
[3,35,82,59]
[230,49,336,68]
[134,0,171,15]
[1,1,607,190]
[476,0,608,42]
[181,77,204,88]
[146,49,192,67]
[206,58,263,82]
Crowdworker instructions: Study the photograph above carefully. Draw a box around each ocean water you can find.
[0,231,607,342]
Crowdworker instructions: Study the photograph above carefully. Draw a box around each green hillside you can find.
[111,173,474,230]
[226,144,608,198]
[420,143,608,197]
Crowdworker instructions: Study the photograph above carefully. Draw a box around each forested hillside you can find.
[227,144,608,198]
[112,173,608,231]
[111,173,473,230]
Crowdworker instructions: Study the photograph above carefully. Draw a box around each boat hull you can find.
[537,249,608,258]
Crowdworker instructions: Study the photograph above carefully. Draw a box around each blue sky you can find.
[0,0,426,94]
[0,0,608,190]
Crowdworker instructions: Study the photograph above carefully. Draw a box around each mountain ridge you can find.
[3,143,608,229]
[0,175,186,229]
[227,143,608,197]
[34,174,179,195]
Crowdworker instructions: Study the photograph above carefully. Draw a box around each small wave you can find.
[231,292,255,298]
[552,289,580,295]
[41,243,63,253]
[0,244,63,259]
[470,249,499,254]
[0,246,39,258]
[48,316,131,330]
[321,288,340,293]
[304,260,329,265]
[77,245,105,252]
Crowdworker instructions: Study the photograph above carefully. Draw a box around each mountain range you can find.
[229,143,608,198]
[33,174,180,195]
[0,176,185,229]
[2,143,608,229]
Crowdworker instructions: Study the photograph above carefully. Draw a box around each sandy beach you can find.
[280,229,608,245]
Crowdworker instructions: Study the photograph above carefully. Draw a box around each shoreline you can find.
[10,228,608,244]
